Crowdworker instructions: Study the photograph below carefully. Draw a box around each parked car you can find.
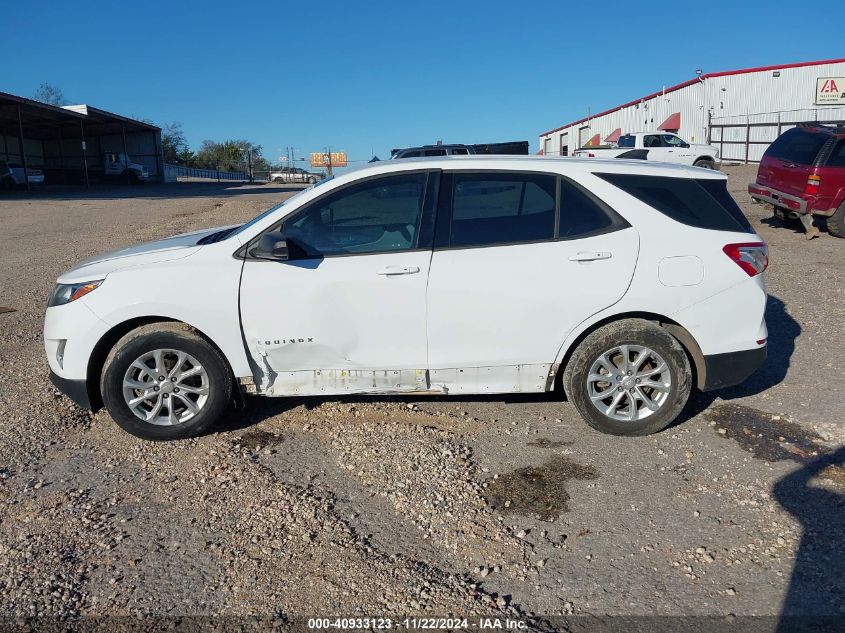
[45,156,767,440]
[748,123,845,238]
[270,168,323,184]
[575,132,721,169]
[392,141,529,159]
[8,162,45,185]
[0,160,15,190]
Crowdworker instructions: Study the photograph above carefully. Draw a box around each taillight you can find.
[723,242,768,277]
[804,174,821,196]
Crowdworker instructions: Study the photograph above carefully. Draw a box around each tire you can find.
[563,319,692,436]
[693,158,715,169]
[827,202,845,238]
[100,323,233,440]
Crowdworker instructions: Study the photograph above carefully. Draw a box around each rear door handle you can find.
[569,251,612,262]
[377,265,420,276]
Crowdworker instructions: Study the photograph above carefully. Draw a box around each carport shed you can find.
[0,91,162,188]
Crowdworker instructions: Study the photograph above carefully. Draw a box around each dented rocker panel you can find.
[255,364,554,397]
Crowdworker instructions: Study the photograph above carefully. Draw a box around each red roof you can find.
[658,112,681,131]
[604,128,622,143]
[540,56,845,137]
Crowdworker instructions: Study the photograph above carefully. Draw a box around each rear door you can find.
[425,170,639,394]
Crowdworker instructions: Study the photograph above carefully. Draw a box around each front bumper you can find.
[700,345,767,392]
[49,370,93,410]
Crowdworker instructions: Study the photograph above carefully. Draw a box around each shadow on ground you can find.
[773,446,845,624]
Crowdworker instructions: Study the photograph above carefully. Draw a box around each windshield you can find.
[225,176,336,241]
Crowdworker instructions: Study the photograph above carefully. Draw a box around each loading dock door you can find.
[578,126,591,148]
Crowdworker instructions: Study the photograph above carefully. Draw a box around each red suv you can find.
[749,123,845,238]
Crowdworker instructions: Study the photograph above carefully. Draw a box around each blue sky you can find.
[2,0,843,166]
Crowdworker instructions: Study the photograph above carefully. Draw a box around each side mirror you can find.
[250,231,289,261]
[681,141,690,148]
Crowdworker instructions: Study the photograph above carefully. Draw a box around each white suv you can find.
[44,156,768,440]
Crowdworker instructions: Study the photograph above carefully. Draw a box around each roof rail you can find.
[796,121,845,129]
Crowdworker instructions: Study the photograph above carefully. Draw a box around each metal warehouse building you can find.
[0,91,162,188]
[539,57,845,163]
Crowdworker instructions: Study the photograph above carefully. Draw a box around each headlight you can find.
[48,280,103,307]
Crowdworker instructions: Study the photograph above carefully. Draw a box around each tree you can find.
[194,139,265,172]
[32,83,67,106]
[161,122,189,164]
[176,148,196,166]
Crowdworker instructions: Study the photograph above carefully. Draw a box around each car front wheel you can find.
[563,319,692,436]
[101,323,233,440]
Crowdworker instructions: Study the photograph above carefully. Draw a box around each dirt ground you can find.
[0,169,843,629]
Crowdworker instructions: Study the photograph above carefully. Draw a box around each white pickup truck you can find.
[104,152,148,182]
[575,133,721,169]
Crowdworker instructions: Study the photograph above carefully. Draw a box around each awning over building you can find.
[604,128,622,143]
[585,133,601,147]
[658,112,681,131]
[0,90,162,188]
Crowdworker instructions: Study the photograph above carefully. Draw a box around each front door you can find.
[426,171,639,394]
[661,133,692,163]
[239,171,437,396]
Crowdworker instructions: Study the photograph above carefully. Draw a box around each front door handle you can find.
[377,265,420,276]
[569,251,612,262]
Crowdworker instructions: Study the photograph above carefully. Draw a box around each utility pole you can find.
[326,146,333,177]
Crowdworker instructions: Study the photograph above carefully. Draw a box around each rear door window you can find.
[766,129,828,165]
[597,173,752,233]
[448,173,556,247]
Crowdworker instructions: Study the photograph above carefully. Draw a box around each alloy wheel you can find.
[586,344,672,422]
[122,349,210,425]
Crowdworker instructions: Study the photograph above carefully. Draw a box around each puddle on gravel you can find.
[708,403,825,463]
[485,457,598,521]
[237,429,284,450]
[708,404,845,485]
[526,438,573,448]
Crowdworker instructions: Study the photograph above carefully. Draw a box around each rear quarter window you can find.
[597,173,753,233]
[825,139,845,167]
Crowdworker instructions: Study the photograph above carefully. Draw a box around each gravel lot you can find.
[0,170,843,627]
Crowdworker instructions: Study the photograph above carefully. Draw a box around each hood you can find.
[56,225,236,284]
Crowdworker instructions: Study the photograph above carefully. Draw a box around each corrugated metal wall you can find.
[539,60,845,160]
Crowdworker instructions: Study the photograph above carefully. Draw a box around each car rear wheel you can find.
[563,319,692,436]
[101,323,232,440]
[827,202,845,238]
